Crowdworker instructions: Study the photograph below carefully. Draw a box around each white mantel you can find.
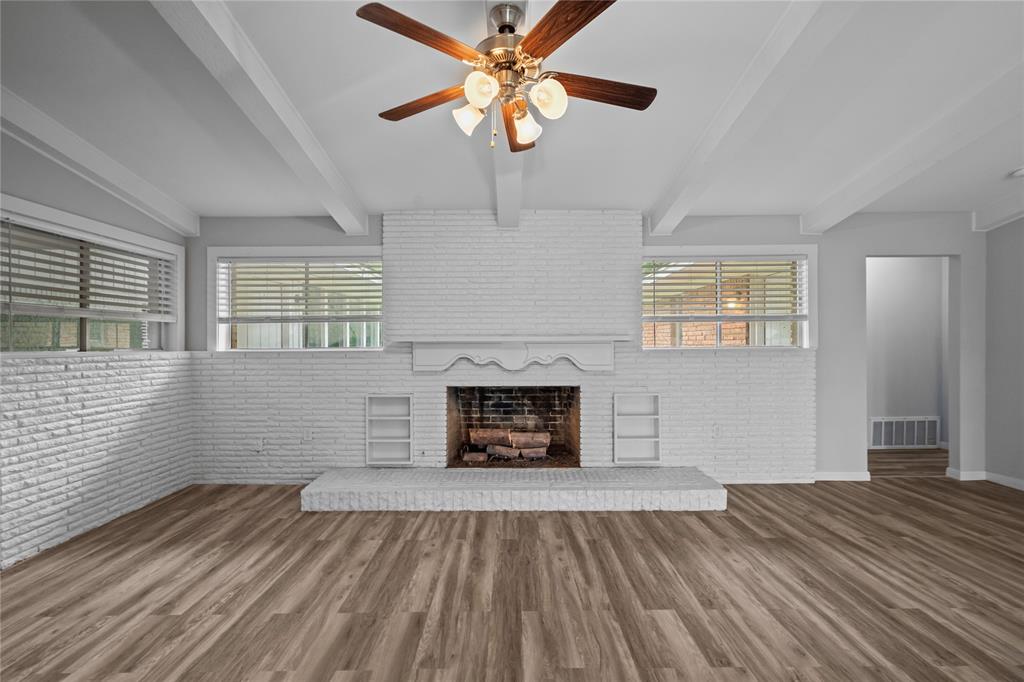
[398,336,631,372]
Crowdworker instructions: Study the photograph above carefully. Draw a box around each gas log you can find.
[486,444,520,459]
[469,428,512,447]
[510,431,551,449]
[520,447,548,460]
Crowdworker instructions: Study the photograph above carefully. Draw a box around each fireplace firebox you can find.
[446,386,580,467]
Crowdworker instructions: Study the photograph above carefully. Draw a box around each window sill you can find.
[0,349,179,359]
[640,346,814,352]
[211,347,384,353]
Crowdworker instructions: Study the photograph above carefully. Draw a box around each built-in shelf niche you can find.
[366,395,413,466]
[613,393,661,465]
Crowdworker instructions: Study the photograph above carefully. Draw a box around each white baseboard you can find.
[815,471,871,482]
[723,477,816,485]
[946,467,986,481]
[983,471,1024,491]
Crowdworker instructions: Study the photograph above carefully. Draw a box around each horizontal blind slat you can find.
[642,257,808,321]
[2,302,176,322]
[218,258,383,324]
[1,221,176,322]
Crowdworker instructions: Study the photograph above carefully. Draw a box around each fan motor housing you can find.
[475,31,541,104]
[475,32,522,68]
[488,3,524,34]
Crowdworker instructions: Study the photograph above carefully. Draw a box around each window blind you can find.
[216,258,383,325]
[0,221,176,322]
[642,257,808,322]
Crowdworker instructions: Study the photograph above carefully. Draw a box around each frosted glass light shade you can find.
[514,110,543,144]
[452,103,485,136]
[530,78,568,119]
[464,71,499,109]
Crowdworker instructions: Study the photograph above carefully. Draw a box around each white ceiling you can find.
[1,0,1022,225]
[0,1,322,216]
[868,114,1024,214]
[690,1,1024,216]
[228,0,787,212]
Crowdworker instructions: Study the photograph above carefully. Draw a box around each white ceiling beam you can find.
[493,143,524,228]
[486,2,524,229]
[972,189,1024,232]
[153,1,367,235]
[649,1,856,235]
[801,64,1024,235]
[1,88,200,237]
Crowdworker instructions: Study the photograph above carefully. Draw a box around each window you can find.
[642,257,809,348]
[0,221,176,352]
[216,258,383,350]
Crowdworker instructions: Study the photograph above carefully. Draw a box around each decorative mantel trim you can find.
[403,336,628,372]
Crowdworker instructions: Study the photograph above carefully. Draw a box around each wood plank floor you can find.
[2,480,1023,681]
[868,449,949,478]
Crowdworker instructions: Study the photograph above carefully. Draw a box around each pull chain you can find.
[490,102,497,149]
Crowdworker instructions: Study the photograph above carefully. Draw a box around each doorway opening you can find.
[866,256,950,477]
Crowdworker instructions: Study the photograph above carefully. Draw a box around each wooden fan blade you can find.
[558,72,657,110]
[379,85,465,121]
[502,101,534,153]
[356,3,482,63]
[519,0,616,59]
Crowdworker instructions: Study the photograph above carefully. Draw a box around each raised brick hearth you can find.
[301,467,727,511]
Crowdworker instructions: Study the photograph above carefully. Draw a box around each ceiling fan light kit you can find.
[356,0,657,152]
[452,103,485,136]
[514,110,543,144]
[530,77,568,120]
[464,70,500,109]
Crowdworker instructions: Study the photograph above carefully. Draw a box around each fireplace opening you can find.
[447,386,580,467]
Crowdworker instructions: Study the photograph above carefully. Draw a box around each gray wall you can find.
[191,212,990,479]
[1,133,185,245]
[866,256,945,422]
[647,211,986,477]
[940,258,951,443]
[986,218,1024,482]
[815,213,986,477]
[3,146,994,482]
[184,215,382,350]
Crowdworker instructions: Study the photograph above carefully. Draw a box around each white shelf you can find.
[614,393,661,465]
[366,395,413,466]
[368,418,411,440]
[367,396,412,418]
[615,394,659,416]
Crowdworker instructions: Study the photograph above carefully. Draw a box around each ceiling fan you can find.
[356,0,657,152]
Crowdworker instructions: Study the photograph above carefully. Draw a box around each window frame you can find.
[206,245,384,352]
[0,195,185,354]
[641,244,818,350]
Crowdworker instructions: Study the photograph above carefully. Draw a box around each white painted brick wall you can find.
[0,210,817,567]
[1,353,194,568]
[383,210,640,339]
[191,345,815,485]
[193,210,815,485]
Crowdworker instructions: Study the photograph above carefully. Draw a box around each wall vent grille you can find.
[869,416,940,449]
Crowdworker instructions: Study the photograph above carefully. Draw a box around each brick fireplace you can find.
[446,386,581,467]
